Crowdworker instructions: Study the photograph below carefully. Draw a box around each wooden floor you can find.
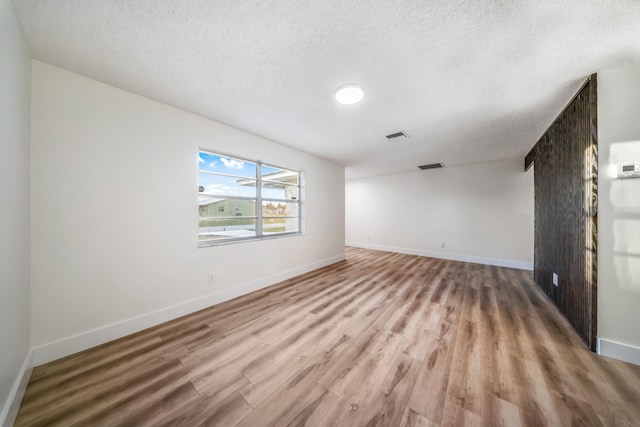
[14,247,640,426]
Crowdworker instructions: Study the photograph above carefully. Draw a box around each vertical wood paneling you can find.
[527,76,598,350]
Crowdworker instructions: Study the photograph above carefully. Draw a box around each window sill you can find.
[198,231,304,248]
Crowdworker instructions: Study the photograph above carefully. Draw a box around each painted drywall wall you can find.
[0,0,31,422]
[598,64,640,352]
[346,158,534,268]
[30,61,345,362]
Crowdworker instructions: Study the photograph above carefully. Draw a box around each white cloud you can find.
[198,156,205,163]
[220,157,244,169]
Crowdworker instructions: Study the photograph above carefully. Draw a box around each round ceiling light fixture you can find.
[335,84,364,105]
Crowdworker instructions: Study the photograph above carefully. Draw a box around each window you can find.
[198,150,302,246]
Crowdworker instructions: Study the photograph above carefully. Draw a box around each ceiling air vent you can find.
[418,163,444,170]
[386,131,409,140]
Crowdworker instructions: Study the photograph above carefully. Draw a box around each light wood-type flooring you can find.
[14,247,640,426]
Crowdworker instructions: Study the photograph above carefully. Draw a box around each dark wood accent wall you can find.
[525,75,598,350]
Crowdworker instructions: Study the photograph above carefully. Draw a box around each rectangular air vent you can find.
[386,131,409,139]
[418,163,444,170]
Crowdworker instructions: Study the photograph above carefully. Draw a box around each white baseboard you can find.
[31,254,346,366]
[597,338,640,366]
[1,349,33,427]
[346,242,533,271]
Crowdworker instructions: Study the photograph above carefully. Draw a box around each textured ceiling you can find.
[12,0,640,178]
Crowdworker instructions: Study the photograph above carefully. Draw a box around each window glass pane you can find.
[200,197,257,218]
[262,218,299,235]
[198,150,302,245]
[261,164,299,185]
[199,218,257,241]
[262,201,299,217]
[199,152,257,178]
[261,184,299,200]
[199,172,257,198]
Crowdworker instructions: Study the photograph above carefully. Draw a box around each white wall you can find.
[30,61,345,364]
[597,64,640,363]
[0,0,31,423]
[346,158,534,269]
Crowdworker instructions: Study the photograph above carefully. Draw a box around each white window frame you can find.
[198,149,303,247]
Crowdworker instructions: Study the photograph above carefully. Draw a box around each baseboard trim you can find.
[31,254,346,366]
[1,349,33,427]
[597,338,640,366]
[346,242,533,271]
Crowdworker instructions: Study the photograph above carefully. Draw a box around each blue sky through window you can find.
[199,152,256,177]
[199,152,296,199]
[261,164,279,175]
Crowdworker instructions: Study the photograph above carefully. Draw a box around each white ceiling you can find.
[12,0,640,179]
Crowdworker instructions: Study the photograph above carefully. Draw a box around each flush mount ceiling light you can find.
[335,84,364,105]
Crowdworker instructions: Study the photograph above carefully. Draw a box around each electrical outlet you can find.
[553,273,558,287]
[441,243,445,248]
[208,274,216,285]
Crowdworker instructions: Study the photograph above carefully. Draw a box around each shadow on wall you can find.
[608,140,640,293]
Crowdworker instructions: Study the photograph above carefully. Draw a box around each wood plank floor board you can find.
[477,285,519,405]
[552,392,604,427]
[510,354,564,427]
[444,286,484,416]
[190,367,249,399]
[316,342,406,425]
[273,384,339,427]
[18,342,190,418]
[14,247,640,426]
[481,392,522,427]
[241,314,343,382]
[317,328,401,396]
[240,277,394,383]
[22,326,196,405]
[236,336,356,426]
[481,337,519,405]
[439,398,481,427]
[33,332,164,379]
[18,360,188,427]
[401,301,443,361]
[243,291,393,404]
[157,391,253,427]
[67,378,199,427]
[584,370,640,426]
[400,408,439,427]
[407,317,459,421]
[239,330,353,409]
[358,352,421,427]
